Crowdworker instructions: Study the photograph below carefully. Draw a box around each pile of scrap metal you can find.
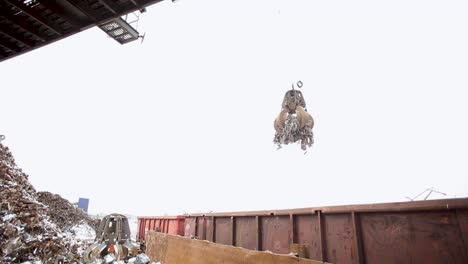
[0,141,151,263]
[0,143,96,263]
[274,82,314,151]
[37,191,99,230]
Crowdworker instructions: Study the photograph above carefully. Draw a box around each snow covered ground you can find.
[67,223,96,242]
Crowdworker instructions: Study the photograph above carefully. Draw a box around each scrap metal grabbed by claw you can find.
[273,81,314,151]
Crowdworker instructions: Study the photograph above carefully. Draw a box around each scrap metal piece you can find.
[134,253,151,264]
[104,253,116,263]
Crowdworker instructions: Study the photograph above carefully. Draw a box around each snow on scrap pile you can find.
[37,191,99,232]
[0,143,97,263]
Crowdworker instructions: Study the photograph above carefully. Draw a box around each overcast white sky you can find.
[1,0,467,216]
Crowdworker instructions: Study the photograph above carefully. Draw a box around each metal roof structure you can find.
[0,0,164,63]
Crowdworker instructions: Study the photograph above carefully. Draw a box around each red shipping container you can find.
[184,198,468,264]
[137,216,185,243]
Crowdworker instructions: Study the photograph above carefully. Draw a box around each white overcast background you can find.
[1,0,467,216]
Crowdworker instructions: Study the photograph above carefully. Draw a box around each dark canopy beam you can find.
[0,26,35,47]
[0,11,46,42]
[38,0,89,28]
[63,0,101,22]
[0,40,20,53]
[5,0,63,35]
[0,0,166,63]
[96,0,120,15]
[0,48,9,58]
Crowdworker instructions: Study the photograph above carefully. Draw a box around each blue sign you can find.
[78,198,89,213]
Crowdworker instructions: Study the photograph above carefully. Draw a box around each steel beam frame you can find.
[63,0,100,22]
[96,0,120,15]
[0,36,21,52]
[0,12,46,42]
[0,0,165,62]
[5,0,63,35]
[0,25,34,47]
[37,0,85,28]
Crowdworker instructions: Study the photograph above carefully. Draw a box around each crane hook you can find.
[297,80,303,88]
[292,80,303,90]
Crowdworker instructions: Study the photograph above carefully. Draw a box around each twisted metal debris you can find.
[274,82,314,151]
[0,143,97,263]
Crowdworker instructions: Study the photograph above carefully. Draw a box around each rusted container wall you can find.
[137,216,185,243]
[146,231,329,264]
[185,198,468,264]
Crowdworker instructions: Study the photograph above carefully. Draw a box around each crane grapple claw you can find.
[274,83,314,151]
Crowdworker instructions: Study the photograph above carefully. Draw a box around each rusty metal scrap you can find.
[146,232,327,264]
[0,143,97,263]
[37,191,98,230]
